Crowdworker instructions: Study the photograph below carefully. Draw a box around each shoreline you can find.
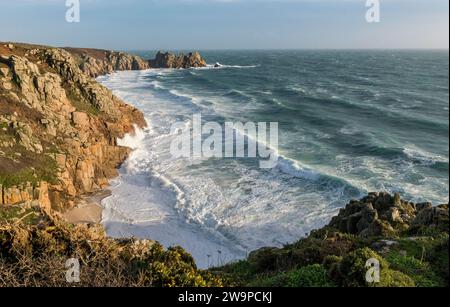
[63,189,112,224]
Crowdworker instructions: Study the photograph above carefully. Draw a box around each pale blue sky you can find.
[0,0,448,50]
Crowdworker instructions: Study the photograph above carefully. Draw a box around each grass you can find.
[248,265,336,288]
[66,86,100,116]
[385,252,445,287]
[0,153,58,189]
[1,168,47,188]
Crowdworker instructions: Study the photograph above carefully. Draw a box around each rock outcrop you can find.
[328,192,449,237]
[0,43,146,211]
[64,49,207,77]
[0,181,51,211]
[150,51,207,69]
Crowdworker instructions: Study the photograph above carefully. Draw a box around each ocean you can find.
[97,50,449,268]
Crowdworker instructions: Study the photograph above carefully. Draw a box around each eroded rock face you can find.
[150,51,207,69]
[0,182,51,211]
[75,50,150,78]
[0,43,147,211]
[329,192,449,237]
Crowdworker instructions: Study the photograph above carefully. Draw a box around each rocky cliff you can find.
[65,48,208,77]
[64,48,150,78]
[0,43,208,213]
[0,43,146,212]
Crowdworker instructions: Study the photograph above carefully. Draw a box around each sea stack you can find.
[150,51,207,69]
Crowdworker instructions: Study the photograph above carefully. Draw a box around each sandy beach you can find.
[63,189,112,224]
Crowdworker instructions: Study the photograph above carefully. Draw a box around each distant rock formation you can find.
[65,49,207,77]
[65,48,150,78]
[150,51,207,69]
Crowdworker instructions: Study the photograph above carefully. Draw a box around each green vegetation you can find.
[245,264,335,287]
[215,209,449,288]
[0,122,9,130]
[283,264,335,287]
[0,205,40,224]
[216,230,448,288]
[0,156,58,188]
[66,86,100,116]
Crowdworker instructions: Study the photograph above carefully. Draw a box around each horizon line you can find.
[2,41,449,53]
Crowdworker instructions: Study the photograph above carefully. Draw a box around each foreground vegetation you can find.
[0,205,225,287]
[215,193,449,288]
[0,193,448,287]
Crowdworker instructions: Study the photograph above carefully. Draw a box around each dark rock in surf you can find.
[150,51,207,69]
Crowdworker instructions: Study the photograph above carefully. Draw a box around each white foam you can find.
[117,124,148,150]
[97,70,368,269]
[403,145,449,165]
[232,125,321,180]
[195,64,260,70]
[276,157,321,181]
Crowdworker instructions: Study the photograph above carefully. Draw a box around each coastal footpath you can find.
[0,43,448,287]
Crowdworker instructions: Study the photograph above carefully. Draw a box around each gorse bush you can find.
[0,207,225,287]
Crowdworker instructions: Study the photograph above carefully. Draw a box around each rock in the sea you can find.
[150,51,207,69]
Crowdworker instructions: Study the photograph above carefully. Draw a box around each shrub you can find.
[0,208,225,287]
[378,269,415,287]
[386,253,445,287]
[285,264,335,287]
[337,248,388,287]
[335,247,416,287]
[248,247,280,273]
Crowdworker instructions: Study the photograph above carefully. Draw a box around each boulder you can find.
[385,207,402,223]
[362,219,395,238]
[72,111,90,127]
[347,213,362,234]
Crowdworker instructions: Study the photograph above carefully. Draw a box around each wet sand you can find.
[63,189,112,224]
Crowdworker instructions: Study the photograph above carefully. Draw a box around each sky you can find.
[0,0,448,50]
